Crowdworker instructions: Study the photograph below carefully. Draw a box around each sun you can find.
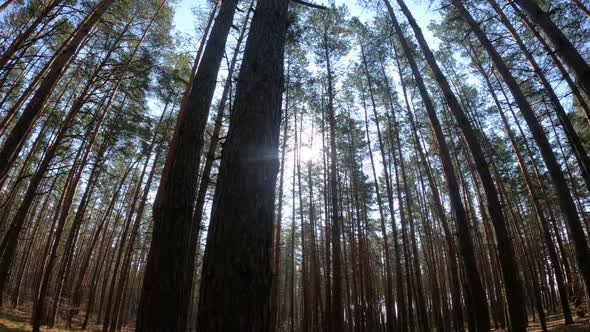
[299,145,320,163]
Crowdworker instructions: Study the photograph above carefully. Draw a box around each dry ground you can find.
[0,309,587,331]
[0,309,133,332]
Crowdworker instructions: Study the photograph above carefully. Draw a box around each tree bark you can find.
[195,0,289,329]
[488,0,590,198]
[359,75,396,332]
[469,41,574,325]
[136,0,239,328]
[182,6,252,326]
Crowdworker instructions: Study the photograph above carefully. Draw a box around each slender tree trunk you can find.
[455,0,590,293]
[471,47,574,325]
[513,0,590,99]
[0,0,116,183]
[108,142,163,332]
[30,133,92,332]
[572,0,590,17]
[383,1,491,330]
[0,0,63,70]
[360,45,407,332]
[488,0,590,197]
[80,177,128,330]
[31,82,132,331]
[307,129,323,331]
[359,77,396,332]
[393,102,429,332]
[399,2,529,331]
[296,106,312,332]
[270,74,289,332]
[320,88,333,332]
[0,0,16,13]
[0,95,91,304]
[323,26,346,332]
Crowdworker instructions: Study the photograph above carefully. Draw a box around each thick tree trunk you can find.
[511,1,590,125]
[196,0,289,330]
[182,6,252,325]
[136,0,238,329]
[488,0,590,198]
[171,1,221,325]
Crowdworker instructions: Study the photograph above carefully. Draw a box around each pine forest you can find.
[1,0,590,331]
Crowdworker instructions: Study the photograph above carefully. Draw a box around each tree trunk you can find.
[513,0,590,99]
[182,5,252,326]
[195,0,289,329]
[108,141,163,332]
[0,0,63,70]
[397,1,528,330]
[572,0,590,17]
[0,0,115,183]
[470,45,574,325]
[383,1,491,330]
[454,0,590,294]
[487,0,590,198]
[270,70,289,332]
[359,73,396,332]
[360,43,407,332]
[322,25,346,332]
[136,0,238,329]
[0,0,16,13]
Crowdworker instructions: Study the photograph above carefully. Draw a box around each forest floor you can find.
[0,308,587,331]
[522,313,590,331]
[0,308,133,332]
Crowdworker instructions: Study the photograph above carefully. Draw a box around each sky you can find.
[171,0,442,48]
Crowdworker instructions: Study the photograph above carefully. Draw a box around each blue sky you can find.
[171,0,441,47]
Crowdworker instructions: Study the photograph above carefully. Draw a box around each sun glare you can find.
[299,145,320,163]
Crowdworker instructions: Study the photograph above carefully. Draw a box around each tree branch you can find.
[291,0,327,10]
